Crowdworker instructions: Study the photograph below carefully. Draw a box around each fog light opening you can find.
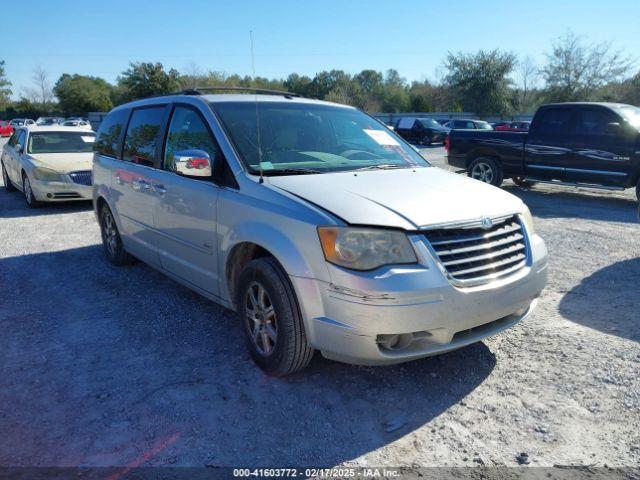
[377,333,414,351]
[46,193,53,198]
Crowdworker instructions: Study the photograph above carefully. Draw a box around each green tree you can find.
[541,31,632,102]
[0,60,11,111]
[444,49,517,116]
[116,62,180,103]
[54,74,113,114]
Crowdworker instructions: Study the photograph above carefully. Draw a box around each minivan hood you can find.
[268,167,525,230]
[28,152,93,173]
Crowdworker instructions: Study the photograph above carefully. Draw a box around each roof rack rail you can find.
[181,86,300,98]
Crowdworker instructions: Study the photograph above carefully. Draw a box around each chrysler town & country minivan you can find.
[92,89,548,375]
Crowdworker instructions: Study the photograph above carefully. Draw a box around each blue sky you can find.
[3,0,639,96]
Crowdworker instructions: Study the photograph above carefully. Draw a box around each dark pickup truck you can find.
[447,102,640,199]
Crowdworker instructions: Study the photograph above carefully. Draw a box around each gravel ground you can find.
[0,141,639,469]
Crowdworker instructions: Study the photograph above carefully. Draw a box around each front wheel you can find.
[22,174,41,207]
[2,162,16,191]
[237,257,314,376]
[468,157,504,187]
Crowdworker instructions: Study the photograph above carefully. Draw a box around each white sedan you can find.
[61,119,93,129]
[0,126,95,207]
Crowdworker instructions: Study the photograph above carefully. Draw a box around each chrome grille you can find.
[422,215,529,286]
[69,170,92,186]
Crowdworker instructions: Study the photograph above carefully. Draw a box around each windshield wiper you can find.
[353,164,407,171]
[260,168,324,176]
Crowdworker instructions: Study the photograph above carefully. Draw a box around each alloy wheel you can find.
[471,162,494,184]
[102,210,119,258]
[23,177,33,204]
[245,281,278,356]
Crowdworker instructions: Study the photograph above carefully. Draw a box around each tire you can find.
[237,257,314,376]
[22,173,41,207]
[99,204,134,266]
[512,176,536,189]
[468,157,504,187]
[2,162,16,191]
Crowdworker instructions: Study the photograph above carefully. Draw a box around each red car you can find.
[495,121,531,132]
[0,120,13,137]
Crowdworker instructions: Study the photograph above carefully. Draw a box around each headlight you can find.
[317,227,417,271]
[32,167,64,182]
[521,206,536,235]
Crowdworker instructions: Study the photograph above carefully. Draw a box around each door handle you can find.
[115,174,123,185]
[132,179,150,190]
[152,184,167,195]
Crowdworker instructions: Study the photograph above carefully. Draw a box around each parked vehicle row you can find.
[394,117,450,145]
[0,116,92,136]
[495,121,531,132]
[446,102,640,199]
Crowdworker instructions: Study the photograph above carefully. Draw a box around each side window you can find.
[94,109,130,158]
[123,106,167,167]
[575,109,619,136]
[16,131,26,151]
[535,109,573,135]
[466,121,475,129]
[7,131,18,147]
[163,106,220,174]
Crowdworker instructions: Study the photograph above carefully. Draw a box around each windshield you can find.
[476,121,493,130]
[211,102,429,175]
[37,118,59,126]
[27,132,95,154]
[418,118,441,128]
[614,105,640,129]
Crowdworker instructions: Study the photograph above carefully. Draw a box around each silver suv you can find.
[92,89,548,375]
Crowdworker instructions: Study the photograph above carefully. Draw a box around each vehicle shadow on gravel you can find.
[0,185,93,218]
[559,257,640,342]
[504,185,638,224]
[0,245,496,467]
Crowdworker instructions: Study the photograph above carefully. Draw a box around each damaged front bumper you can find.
[290,233,548,365]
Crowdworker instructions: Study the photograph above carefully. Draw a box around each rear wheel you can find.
[512,176,536,189]
[468,157,503,187]
[99,205,134,266]
[238,257,314,376]
[2,162,16,191]
[22,174,41,208]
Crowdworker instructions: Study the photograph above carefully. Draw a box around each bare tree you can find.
[541,31,633,102]
[31,65,53,110]
[516,56,539,114]
[180,62,203,89]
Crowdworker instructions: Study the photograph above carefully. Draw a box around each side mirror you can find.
[605,122,621,135]
[172,149,213,178]
[15,143,23,153]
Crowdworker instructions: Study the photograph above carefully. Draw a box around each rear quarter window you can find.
[94,109,130,158]
[122,106,167,167]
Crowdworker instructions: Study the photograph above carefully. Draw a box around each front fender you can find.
[219,219,331,303]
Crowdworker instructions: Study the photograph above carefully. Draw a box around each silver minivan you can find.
[92,89,548,375]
